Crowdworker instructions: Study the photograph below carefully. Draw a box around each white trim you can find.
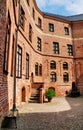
[73,38,83,40]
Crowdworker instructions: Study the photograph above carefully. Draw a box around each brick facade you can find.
[0,0,9,121]
[0,0,83,120]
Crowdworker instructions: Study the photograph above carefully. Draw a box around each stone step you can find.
[29,88,40,103]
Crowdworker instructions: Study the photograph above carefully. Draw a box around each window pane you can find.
[50,73,56,82]
[16,45,22,78]
[50,61,56,69]
[37,37,41,51]
[29,24,32,42]
[67,44,73,56]
[63,73,69,82]
[20,7,25,29]
[53,42,59,54]
[63,62,68,70]
[35,64,38,76]
[64,27,69,35]
[49,23,54,32]
[38,18,42,28]
[26,53,29,79]
[4,12,11,73]
[39,64,42,76]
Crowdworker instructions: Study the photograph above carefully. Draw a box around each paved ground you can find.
[1,96,83,130]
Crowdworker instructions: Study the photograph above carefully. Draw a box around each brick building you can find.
[0,0,9,121]
[0,0,83,120]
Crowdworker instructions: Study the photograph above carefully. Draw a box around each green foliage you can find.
[45,89,55,99]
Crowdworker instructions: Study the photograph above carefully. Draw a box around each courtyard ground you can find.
[1,96,83,130]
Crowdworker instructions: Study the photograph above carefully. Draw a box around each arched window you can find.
[50,72,56,82]
[39,64,42,76]
[63,62,68,70]
[63,72,69,82]
[35,63,38,76]
[50,61,56,69]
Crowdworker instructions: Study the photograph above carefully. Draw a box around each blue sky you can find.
[36,0,83,16]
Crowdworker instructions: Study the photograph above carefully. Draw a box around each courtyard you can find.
[1,96,83,130]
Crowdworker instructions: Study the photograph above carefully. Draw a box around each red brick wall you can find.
[72,22,83,95]
[0,0,9,121]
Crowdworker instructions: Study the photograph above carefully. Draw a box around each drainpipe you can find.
[71,22,77,86]
[12,0,21,113]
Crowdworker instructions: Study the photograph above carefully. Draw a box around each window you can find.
[32,8,35,20]
[67,44,73,56]
[16,45,22,78]
[63,72,69,82]
[39,64,42,76]
[49,23,54,32]
[4,11,11,73]
[20,6,25,29]
[37,37,41,51]
[29,24,32,42]
[35,63,42,76]
[64,27,69,35]
[26,53,29,79]
[11,36,15,76]
[26,0,29,5]
[50,61,56,69]
[53,42,59,54]
[63,62,68,70]
[14,0,17,6]
[35,63,38,76]
[50,72,56,82]
[38,17,42,28]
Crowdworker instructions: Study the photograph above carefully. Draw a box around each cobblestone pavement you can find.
[1,96,83,130]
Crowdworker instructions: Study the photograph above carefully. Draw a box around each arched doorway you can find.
[49,87,55,91]
[22,87,26,102]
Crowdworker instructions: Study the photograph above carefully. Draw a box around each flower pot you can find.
[48,98,52,102]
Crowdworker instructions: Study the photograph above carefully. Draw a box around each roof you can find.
[66,14,83,21]
[34,0,83,22]
[42,12,83,22]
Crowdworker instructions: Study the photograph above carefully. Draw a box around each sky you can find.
[36,0,83,16]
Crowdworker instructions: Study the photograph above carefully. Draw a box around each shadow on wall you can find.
[0,0,9,126]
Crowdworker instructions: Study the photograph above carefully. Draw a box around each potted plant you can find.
[45,89,55,102]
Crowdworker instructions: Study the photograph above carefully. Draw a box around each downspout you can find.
[12,0,21,112]
[71,22,77,86]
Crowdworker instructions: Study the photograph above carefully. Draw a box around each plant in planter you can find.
[45,89,55,102]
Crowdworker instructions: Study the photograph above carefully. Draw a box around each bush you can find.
[45,89,55,99]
